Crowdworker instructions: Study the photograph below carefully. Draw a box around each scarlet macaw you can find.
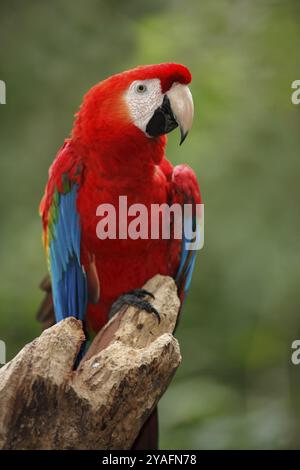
[37,63,201,447]
[38,62,201,333]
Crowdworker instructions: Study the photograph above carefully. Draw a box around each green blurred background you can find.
[1,0,300,449]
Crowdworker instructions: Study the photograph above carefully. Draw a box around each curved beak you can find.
[145,83,194,145]
[166,83,194,145]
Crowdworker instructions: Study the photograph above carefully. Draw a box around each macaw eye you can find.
[136,83,147,94]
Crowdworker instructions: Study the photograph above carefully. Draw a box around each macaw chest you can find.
[77,178,169,257]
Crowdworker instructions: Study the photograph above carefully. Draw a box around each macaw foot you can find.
[109,288,160,323]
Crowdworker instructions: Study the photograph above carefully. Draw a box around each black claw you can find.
[109,289,160,323]
[135,299,161,323]
[126,288,155,300]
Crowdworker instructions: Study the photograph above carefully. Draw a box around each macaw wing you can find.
[40,142,88,323]
[47,184,87,322]
[169,165,202,306]
[175,217,199,304]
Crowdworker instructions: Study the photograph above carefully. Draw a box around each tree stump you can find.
[0,275,181,449]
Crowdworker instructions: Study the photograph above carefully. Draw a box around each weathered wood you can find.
[0,275,181,450]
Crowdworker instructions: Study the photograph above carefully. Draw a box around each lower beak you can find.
[145,84,194,145]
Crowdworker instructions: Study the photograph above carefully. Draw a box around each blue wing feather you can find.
[49,184,87,323]
[176,239,197,302]
[175,206,200,304]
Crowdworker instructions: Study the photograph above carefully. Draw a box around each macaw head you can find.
[73,63,194,156]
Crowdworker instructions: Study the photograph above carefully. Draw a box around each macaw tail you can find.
[36,274,88,369]
[132,407,159,450]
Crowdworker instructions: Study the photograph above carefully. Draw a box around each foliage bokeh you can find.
[0,0,300,449]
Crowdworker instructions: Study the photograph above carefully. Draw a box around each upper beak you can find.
[145,83,194,145]
[166,83,194,145]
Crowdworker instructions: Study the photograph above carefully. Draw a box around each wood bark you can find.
[0,275,181,450]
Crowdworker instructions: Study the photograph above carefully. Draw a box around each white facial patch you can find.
[124,78,164,134]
